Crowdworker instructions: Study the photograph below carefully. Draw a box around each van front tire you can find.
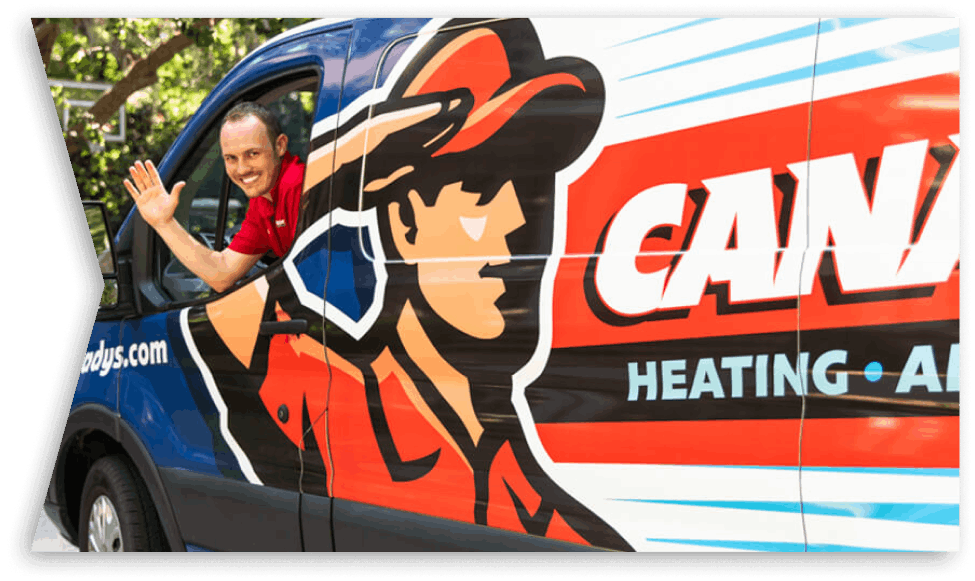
[78,455,163,552]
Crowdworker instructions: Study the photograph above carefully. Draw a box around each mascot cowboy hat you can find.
[357,18,607,195]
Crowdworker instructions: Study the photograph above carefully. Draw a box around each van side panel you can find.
[118,310,250,478]
[72,321,123,411]
[314,18,818,551]
[528,17,819,551]
[310,17,956,552]
[798,19,959,552]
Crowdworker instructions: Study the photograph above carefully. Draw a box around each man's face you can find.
[392,180,527,340]
[220,114,287,201]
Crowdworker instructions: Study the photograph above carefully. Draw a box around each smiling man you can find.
[124,102,303,293]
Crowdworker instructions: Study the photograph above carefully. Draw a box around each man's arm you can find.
[154,221,262,293]
[125,160,261,294]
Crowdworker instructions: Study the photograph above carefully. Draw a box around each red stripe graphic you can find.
[801,415,958,469]
[554,73,959,349]
[537,416,958,468]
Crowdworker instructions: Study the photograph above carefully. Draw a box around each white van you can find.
[54,17,958,552]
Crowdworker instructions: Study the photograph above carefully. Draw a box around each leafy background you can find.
[34,18,315,229]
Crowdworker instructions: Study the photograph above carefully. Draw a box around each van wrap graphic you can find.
[80,338,169,376]
[556,73,958,347]
[172,18,957,552]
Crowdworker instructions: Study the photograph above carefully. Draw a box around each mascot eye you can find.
[460,215,487,241]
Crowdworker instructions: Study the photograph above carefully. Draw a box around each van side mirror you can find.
[83,201,118,308]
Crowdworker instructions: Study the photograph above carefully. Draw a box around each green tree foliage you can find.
[36,18,315,227]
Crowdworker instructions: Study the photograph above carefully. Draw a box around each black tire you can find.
[78,455,164,552]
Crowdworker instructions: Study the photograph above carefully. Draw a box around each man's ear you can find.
[275,133,289,157]
[388,192,420,265]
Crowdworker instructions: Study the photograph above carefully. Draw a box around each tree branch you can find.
[63,18,222,157]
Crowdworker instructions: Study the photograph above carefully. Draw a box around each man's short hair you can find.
[222,101,283,144]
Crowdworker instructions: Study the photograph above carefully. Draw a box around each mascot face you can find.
[390,179,527,339]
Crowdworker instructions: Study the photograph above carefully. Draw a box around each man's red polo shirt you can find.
[228,152,305,258]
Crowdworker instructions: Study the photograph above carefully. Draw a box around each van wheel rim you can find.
[87,495,123,552]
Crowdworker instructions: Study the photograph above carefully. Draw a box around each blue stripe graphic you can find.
[805,502,958,526]
[621,18,879,81]
[619,62,813,118]
[800,467,958,477]
[611,18,718,48]
[807,544,918,552]
[814,28,958,76]
[647,538,904,552]
[647,538,807,551]
[615,499,958,525]
[619,499,800,511]
[619,27,959,118]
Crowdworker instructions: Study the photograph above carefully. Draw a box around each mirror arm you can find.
[116,256,139,313]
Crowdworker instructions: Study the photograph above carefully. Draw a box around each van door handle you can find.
[259,319,309,336]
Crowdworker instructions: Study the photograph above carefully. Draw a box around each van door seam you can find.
[796,17,823,554]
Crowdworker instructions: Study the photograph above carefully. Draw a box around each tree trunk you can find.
[33,19,59,70]
[63,18,222,157]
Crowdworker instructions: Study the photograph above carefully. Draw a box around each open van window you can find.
[155,75,318,304]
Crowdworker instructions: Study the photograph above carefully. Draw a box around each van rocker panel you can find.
[330,498,606,552]
[158,466,301,552]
